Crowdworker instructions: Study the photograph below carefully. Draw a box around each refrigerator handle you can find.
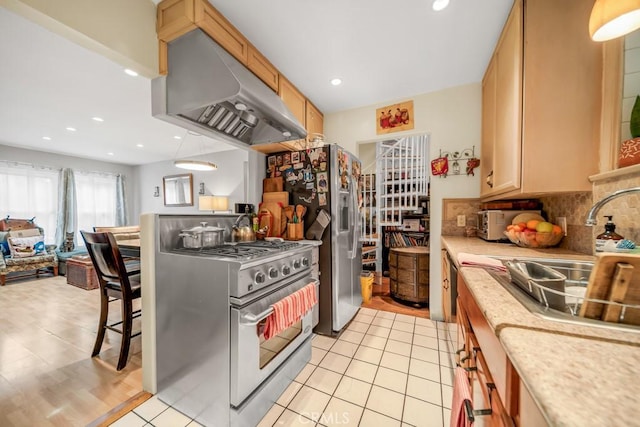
[348,175,359,259]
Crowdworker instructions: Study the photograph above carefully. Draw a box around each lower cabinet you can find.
[457,272,542,426]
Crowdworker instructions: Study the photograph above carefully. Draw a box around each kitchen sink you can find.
[488,257,640,334]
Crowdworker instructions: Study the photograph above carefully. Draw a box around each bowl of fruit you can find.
[504,214,564,248]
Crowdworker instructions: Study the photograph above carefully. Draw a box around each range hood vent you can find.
[152,29,307,149]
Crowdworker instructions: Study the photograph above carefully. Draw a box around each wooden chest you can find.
[66,256,99,290]
[389,246,430,305]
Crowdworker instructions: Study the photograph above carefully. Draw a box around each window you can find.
[76,173,117,246]
[0,164,59,244]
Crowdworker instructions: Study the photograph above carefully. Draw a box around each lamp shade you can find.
[199,195,229,212]
[590,0,640,42]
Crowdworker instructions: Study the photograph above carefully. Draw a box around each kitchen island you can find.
[442,236,640,426]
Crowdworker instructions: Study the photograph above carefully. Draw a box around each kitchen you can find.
[1,0,640,426]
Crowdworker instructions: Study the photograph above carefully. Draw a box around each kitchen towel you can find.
[451,367,473,427]
[457,252,507,272]
[263,283,317,340]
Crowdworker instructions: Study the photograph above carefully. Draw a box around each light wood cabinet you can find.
[441,249,452,322]
[194,0,248,63]
[305,101,324,141]
[157,0,197,42]
[247,46,279,91]
[480,0,602,200]
[278,77,306,126]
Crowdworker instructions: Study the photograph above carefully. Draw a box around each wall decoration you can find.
[291,152,300,163]
[283,153,291,165]
[376,100,414,134]
[276,155,283,167]
[320,162,327,171]
[318,193,327,206]
[293,162,304,170]
[268,155,276,168]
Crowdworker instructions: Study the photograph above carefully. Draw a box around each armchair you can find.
[0,218,58,286]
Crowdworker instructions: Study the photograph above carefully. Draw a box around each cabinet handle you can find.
[443,278,449,290]
[486,170,494,188]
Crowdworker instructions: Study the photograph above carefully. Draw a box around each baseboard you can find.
[86,391,152,427]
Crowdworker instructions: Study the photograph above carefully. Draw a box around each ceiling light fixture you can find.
[136,144,144,148]
[331,78,342,86]
[124,68,138,77]
[589,0,640,41]
[432,0,450,11]
[107,152,114,156]
[42,136,51,140]
[173,131,217,172]
[173,135,182,140]
[92,117,104,122]
[66,127,76,132]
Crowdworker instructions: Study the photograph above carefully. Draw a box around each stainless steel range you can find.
[150,214,317,427]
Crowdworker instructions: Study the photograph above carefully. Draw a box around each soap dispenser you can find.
[595,215,624,253]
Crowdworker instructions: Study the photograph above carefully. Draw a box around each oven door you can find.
[230,275,319,407]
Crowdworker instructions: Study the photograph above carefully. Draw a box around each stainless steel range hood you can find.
[151,29,306,149]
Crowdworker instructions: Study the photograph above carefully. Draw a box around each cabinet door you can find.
[492,0,522,196]
[279,78,306,126]
[247,46,279,92]
[480,57,496,197]
[195,0,248,63]
[157,0,197,42]
[441,249,452,322]
[305,101,324,141]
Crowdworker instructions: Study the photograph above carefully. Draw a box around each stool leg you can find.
[117,298,133,371]
[92,292,109,357]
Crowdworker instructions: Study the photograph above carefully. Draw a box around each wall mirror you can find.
[163,173,194,206]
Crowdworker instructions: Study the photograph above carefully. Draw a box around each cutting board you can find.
[259,202,286,238]
[579,253,640,325]
[262,191,289,207]
[263,177,283,193]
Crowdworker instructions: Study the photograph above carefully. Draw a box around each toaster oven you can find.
[477,210,542,241]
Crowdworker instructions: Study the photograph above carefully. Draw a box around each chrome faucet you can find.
[585,187,640,225]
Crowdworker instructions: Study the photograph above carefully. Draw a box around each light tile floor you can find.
[109,307,457,427]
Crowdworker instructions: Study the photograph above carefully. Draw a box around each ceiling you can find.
[0,0,513,166]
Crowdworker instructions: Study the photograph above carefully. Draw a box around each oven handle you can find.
[239,278,319,326]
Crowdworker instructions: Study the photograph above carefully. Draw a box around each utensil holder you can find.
[287,222,304,241]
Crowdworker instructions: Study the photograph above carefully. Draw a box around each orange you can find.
[552,225,562,234]
[526,219,540,230]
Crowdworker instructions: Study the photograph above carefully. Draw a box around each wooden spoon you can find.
[295,205,306,222]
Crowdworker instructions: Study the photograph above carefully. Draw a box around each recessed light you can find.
[107,152,114,156]
[136,144,144,148]
[174,135,182,140]
[66,127,76,132]
[124,69,138,77]
[432,0,450,11]
[92,117,104,122]
[331,78,342,86]
[42,136,51,141]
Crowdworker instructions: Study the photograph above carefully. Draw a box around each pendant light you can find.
[173,131,218,171]
[589,0,640,42]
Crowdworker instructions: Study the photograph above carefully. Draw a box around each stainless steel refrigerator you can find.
[266,144,362,335]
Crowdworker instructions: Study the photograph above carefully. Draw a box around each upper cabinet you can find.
[305,101,324,141]
[480,0,603,200]
[279,77,306,126]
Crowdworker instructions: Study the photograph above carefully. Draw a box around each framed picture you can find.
[291,152,300,163]
[376,100,414,134]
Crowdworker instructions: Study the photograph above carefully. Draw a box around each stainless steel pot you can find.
[232,215,256,243]
[179,222,225,248]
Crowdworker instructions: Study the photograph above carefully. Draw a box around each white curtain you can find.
[55,168,77,249]
[0,163,59,244]
[75,172,117,246]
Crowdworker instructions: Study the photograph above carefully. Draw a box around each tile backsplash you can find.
[442,170,640,255]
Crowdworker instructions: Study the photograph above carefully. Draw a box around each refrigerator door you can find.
[330,146,362,331]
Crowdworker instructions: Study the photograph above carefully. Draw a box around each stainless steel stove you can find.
[151,214,316,427]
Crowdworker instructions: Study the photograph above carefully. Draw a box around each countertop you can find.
[441,236,640,425]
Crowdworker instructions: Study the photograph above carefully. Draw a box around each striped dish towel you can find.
[451,367,473,427]
[263,283,318,340]
[457,252,507,272]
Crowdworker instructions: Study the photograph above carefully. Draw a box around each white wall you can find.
[324,83,482,320]
[135,148,265,218]
[0,143,137,223]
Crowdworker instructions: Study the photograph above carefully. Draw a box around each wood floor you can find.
[361,276,430,319]
[0,275,142,427]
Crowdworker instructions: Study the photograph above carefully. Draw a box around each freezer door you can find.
[331,146,362,331]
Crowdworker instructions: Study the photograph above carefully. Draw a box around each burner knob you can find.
[255,272,266,284]
[268,268,278,279]
[301,257,310,267]
[282,265,291,276]
[293,259,301,269]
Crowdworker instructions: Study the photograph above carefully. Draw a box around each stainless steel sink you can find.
[488,257,640,333]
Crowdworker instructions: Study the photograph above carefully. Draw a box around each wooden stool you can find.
[389,246,430,306]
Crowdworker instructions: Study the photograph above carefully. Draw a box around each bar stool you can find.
[81,231,141,371]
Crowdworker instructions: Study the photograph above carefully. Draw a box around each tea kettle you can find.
[232,214,256,242]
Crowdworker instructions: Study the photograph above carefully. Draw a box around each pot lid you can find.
[181,222,225,233]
